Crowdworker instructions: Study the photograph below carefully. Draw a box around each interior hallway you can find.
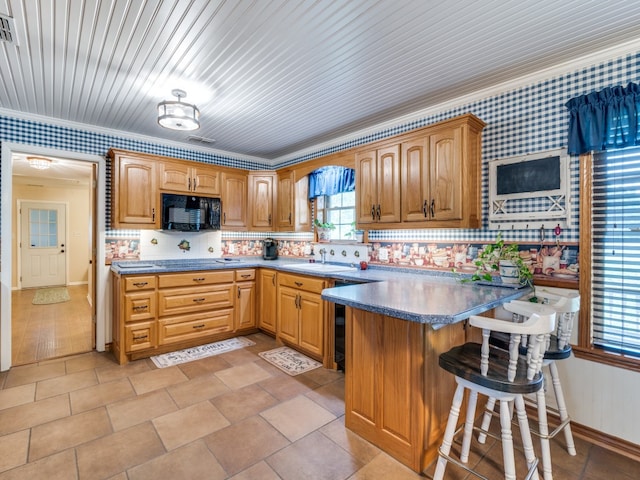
[11,285,92,366]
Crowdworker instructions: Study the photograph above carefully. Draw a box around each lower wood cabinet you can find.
[257,269,277,334]
[112,268,259,364]
[276,272,326,360]
[158,309,234,345]
[235,269,256,331]
[345,307,466,472]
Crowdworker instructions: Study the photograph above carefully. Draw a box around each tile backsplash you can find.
[105,232,578,283]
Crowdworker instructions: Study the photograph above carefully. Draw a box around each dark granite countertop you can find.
[110,257,529,326]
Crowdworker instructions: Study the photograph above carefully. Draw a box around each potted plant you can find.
[314,219,335,243]
[464,233,533,287]
[345,221,364,242]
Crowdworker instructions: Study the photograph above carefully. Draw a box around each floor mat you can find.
[258,346,322,376]
[150,337,255,368]
[32,287,71,305]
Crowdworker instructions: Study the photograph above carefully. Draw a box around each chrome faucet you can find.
[319,248,327,264]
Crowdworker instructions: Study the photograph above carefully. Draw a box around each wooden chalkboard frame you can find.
[488,149,571,228]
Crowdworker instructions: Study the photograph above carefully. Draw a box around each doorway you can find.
[11,154,95,365]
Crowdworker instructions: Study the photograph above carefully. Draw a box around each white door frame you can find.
[1,143,106,371]
[18,200,69,289]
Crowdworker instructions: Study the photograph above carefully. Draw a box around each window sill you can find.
[572,345,640,373]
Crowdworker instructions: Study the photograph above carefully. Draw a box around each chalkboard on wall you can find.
[488,149,571,229]
[496,156,561,195]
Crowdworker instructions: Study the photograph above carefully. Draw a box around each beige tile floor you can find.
[0,332,638,479]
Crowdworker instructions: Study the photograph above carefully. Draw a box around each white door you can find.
[20,202,66,288]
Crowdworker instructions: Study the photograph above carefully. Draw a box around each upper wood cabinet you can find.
[401,128,463,223]
[356,145,401,225]
[357,113,485,229]
[221,170,248,229]
[159,161,220,195]
[248,172,276,231]
[276,171,311,232]
[109,149,160,229]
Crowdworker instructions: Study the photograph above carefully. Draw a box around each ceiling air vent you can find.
[0,15,16,44]
[187,135,216,145]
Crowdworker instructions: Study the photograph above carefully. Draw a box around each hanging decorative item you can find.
[177,239,191,251]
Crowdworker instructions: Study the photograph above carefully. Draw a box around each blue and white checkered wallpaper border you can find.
[2,50,640,243]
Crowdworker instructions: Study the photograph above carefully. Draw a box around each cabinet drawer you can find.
[158,270,235,288]
[158,309,234,345]
[124,292,156,322]
[124,321,157,353]
[235,269,255,281]
[124,275,157,291]
[158,285,234,316]
[278,273,326,293]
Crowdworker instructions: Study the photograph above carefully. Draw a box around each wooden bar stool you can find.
[478,286,580,480]
[432,301,556,480]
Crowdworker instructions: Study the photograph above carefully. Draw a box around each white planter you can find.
[317,228,332,243]
[499,260,520,284]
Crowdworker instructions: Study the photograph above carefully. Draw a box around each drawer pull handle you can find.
[193,277,206,282]
[192,324,206,329]
[132,305,148,311]
[241,274,251,278]
[295,281,303,287]
[132,282,148,287]
[193,298,206,303]
[133,335,148,341]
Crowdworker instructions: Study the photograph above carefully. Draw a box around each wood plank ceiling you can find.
[1,0,640,162]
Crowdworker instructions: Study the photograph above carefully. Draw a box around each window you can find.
[315,191,356,241]
[579,147,640,369]
[29,208,58,248]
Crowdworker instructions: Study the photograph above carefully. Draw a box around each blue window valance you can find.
[566,82,640,155]
[308,166,355,199]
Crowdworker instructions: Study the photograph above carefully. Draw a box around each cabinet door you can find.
[124,321,157,353]
[276,172,294,230]
[249,174,275,230]
[429,127,462,221]
[112,154,159,227]
[124,292,156,322]
[294,176,311,231]
[258,270,277,334]
[221,171,248,228]
[235,282,256,331]
[193,166,220,195]
[298,290,324,357]
[356,150,377,224]
[401,138,430,222]
[277,286,299,344]
[376,145,401,223]
[159,162,191,192]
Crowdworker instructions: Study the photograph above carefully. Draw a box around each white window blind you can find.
[592,147,640,356]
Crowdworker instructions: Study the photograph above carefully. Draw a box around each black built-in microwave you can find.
[161,193,221,231]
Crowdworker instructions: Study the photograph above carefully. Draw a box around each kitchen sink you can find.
[282,263,357,273]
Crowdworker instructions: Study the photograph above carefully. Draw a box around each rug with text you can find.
[150,337,255,368]
[258,346,322,376]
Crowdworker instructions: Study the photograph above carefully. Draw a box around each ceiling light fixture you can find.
[27,156,52,170]
[157,89,200,131]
